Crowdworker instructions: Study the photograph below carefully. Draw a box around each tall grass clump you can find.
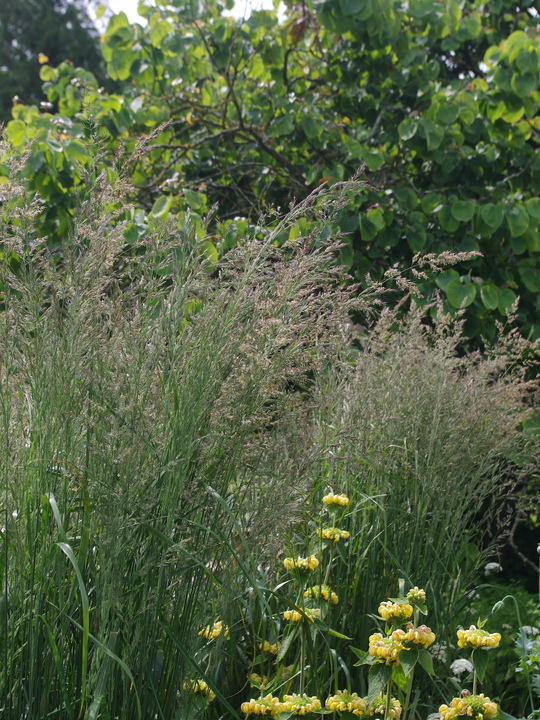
[0,149,370,719]
[0,142,538,719]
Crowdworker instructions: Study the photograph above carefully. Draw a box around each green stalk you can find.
[401,667,415,720]
[384,679,393,720]
[323,542,334,588]
[300,629,306,696]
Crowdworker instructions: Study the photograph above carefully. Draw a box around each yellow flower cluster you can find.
[259,640,281,655]
[368,632,404,665]
[281,694,322,715]
[183,680,216,702]
[378,601,413,622]
[283,608,321,623]
[325,690,367,715]
[241,694,283,715]
[304,584,339,604]
[457,626,501,649]
[198,620,228,640]
[249,673,268,688]
[318,527,351,542]
[283,555,319,572]
[322,492,349,507]
[439,694,498,720]
[406,586,426,604]
[369,695,402,719]
[403,623,436,647]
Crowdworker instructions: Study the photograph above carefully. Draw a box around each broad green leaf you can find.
[506,206,529,238]
[420,118,444,151]
[39,64,56,82]
[510,73,537,98]
[201,240,218,264]
[421,192,444,214]
[359,213,380,242]
[391,664,409,691]
[5,120,27,147]
[438,206,460,233]
[399,647,418,676]
[151,195,172,218]
[367,663,391,707]
[451,200,475,222]
[269,113,294,137]
[518,261,540,292]
[480,284,500,310]
[302,115,320,140]
[183,189,205,210]
[437,105,460,125]
[515,48,538,74]
[446,279,476,308]
[479,203,504,230]
[398,118,418,141]
[417,649,435,675]
[358,147,385,171]
[276,630,296,662]
[471,648,489,682]
[525,197,540,220]
[435,269,459,292]
[366,207,385,231]
[498,288,517,314]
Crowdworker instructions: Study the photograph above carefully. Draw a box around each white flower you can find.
[450,658,474,676]
[521,626,540,636]
[427,714,441,720]
[430,643,448,663]
[484,562,502,574]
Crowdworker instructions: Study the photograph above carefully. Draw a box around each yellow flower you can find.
[368,695,402,719]
[440,694,498,720]
[283,555,319,572]
[282,694,322,715]
[183,679,216,702]
[368,631,405,665]
[318,527,351,542]
[304,584,339,604]
[403,623,436,647]
[241,694,284,715]
[322,492,349,507]
[249,673,268,688]
[198,620,228,640]
[283,608,321,623]
[406,586,426,604]
[37,53,49,64]
[259,640,281,655]
[457,626,501,649]
[325,690,367,715]
[378,601,413,622]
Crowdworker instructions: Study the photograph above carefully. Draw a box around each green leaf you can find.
[351,647,378,665]
[435,269,459,292]
[525,197,540,220]
[269,113,294,137]
[498,287,517,315]
[451,200,475,222]
[398,118,418,141]
[151,195,172,218]
[438,206,460,233]
[480,284,500,310]
[391,664,409,691]
[506,205,529,238]
[437,105,460,125]
[518,262,540,292]
[367,663,391,707]
[417,649,435,675]
[183,189,204,210]
[420,118,444,151]
[510,72,537,98]
[479,203,504,230]
[399,648,418,676]
[358,147,385,171]
[302,115,320,140]
[201,241,218,264]
[446,279,476,308]
[471,648,489,682]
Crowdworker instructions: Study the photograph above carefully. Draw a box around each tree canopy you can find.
[0,0,105,123]
[2,0,540,342]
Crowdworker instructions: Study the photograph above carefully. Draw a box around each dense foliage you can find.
[2,0,540,343]
[1,148,537,718]
[0,0,106,123]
